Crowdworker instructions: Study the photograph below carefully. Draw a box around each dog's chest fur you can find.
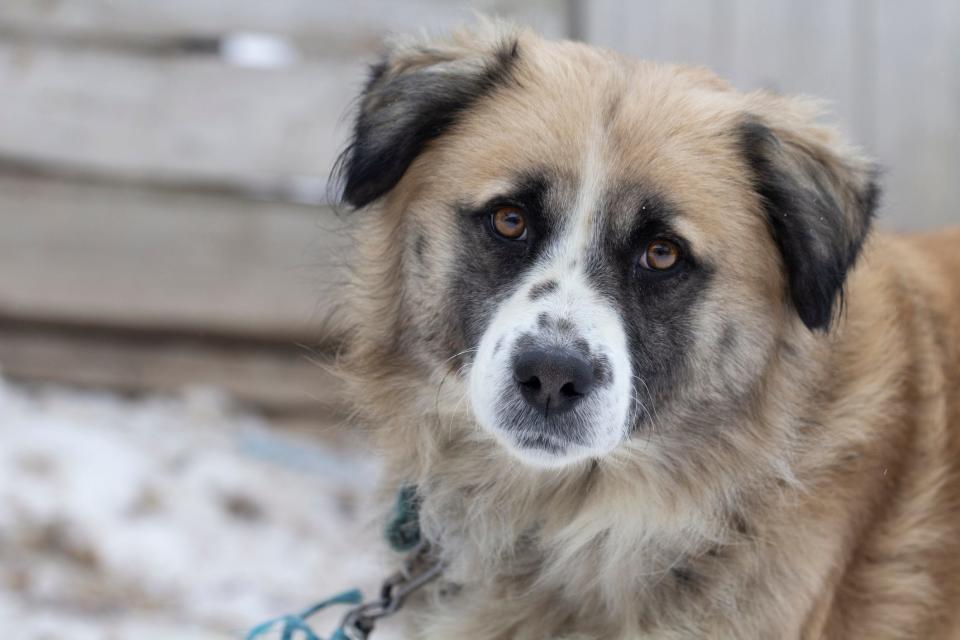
[389,434,814,639]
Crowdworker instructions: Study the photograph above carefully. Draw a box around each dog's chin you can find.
[476,417,625,470]
[502,437,614,470]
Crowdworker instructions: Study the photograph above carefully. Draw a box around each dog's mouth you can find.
[480,402,626,468]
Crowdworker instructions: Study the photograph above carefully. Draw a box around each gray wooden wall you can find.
[0,1,956,404]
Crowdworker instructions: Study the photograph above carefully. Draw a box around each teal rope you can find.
[245,589,363,640]
[245,486,421,640]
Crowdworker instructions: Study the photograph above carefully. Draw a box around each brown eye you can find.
[641,239,681,271]
[491,206,527,240]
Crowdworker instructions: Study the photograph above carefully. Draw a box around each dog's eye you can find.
[640,239,681,271]
[490,206,527,240]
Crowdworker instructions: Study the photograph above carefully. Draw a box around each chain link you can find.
[337,541,444,639]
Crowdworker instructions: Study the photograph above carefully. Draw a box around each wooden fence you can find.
[0,0,956,417]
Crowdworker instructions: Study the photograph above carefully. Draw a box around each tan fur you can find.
[336,23,960,639]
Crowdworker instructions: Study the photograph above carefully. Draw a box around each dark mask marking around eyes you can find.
[580,186,714,432]
[442,169,565,367]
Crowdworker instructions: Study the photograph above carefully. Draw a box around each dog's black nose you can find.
[513,346,595,415]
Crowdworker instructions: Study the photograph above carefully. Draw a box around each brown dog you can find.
[334,21,960,639]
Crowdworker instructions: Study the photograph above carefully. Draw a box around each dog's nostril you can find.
[512,346,595,416]
[559,381,582,399]
[519,375,541,391]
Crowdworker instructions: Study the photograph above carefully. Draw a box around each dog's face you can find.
[340,26,876,469]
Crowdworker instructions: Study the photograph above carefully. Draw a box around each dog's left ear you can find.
[738,114,879,331]
[337,24,521,209]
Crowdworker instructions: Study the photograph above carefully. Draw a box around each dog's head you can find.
[338,24,877,470]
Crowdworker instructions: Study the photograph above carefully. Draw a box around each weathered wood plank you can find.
[0,173,349,341]
[873,0,960,231]
[0,42,361,195]
[0,0,568,195]
[0,0,569,52]
[0,319,345,419]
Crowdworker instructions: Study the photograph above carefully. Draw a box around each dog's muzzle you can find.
[468,273,633,468]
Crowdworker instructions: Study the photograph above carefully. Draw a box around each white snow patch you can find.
[0,377,400,639]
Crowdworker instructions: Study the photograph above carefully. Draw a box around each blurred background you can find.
[0,1,957,638]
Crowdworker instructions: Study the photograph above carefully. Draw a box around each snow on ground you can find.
[0,376,402,639]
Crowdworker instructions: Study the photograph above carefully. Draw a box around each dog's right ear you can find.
[337,25,521,209]
[738,112,879,332]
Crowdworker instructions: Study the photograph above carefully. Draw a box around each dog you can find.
[333,21,960,639]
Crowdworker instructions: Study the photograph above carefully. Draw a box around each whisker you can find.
[632,374,668,451]
[441,347,479,367]
[433,348,480,424]
[632,375,659,423]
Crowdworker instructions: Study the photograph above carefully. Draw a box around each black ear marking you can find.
[738,116,879,331]
[336,37,520,209]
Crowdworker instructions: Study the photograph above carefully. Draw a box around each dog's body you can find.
[335,23,960,639]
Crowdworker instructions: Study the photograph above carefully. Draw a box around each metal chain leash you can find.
[336,541,445,639]
[246,487,439,640]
